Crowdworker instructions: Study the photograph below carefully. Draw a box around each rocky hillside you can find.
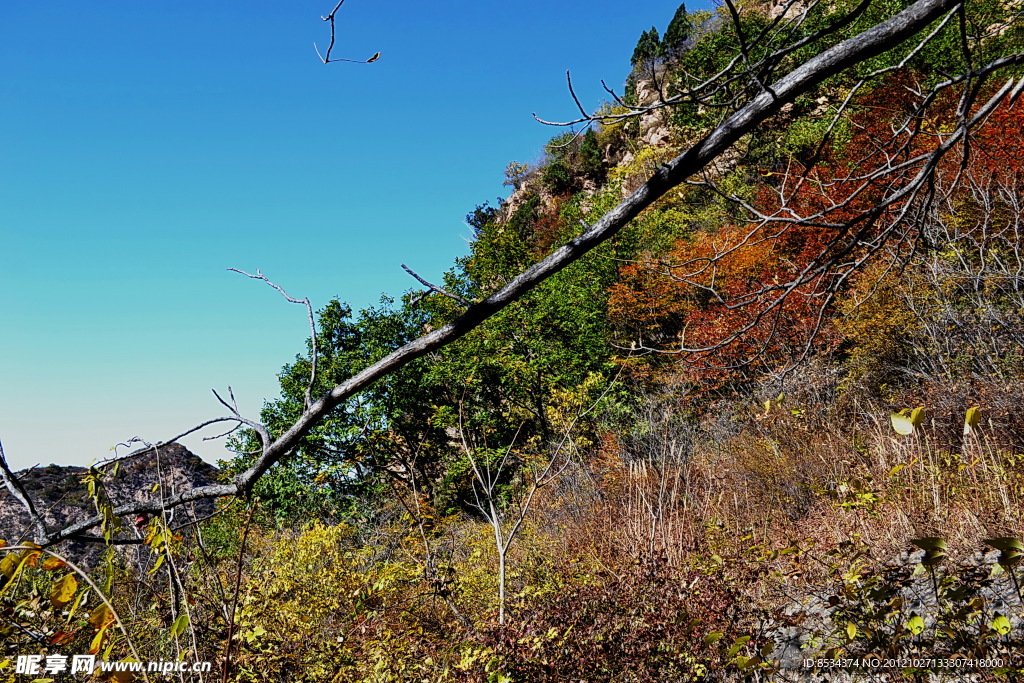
[3,2,1023,679]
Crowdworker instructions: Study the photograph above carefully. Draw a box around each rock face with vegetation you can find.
[3,0,1024,680]
[0,443,218,565]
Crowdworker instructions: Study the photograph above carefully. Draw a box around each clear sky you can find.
[1,0,698,471]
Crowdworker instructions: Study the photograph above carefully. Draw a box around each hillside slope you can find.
[3,1,1024,680]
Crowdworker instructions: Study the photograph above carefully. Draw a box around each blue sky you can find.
[1,0,697,471]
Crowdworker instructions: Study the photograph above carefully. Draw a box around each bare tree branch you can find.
[402,264,471,306]
[315,0,380,65]
[229,268,318,410]
[0,440,45,543]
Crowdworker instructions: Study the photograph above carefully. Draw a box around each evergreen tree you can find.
[663,4,692,59]
[630,27,663,68]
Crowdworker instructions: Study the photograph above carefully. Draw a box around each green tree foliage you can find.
[230,185,622,517]
[631,26,663,68]
[227,297,446,519]
[540,129,605,195]
[465,201,499,238]
[403,202,620,511]
[663,3,692,59]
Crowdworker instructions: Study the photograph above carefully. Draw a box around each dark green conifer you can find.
[663,4,692,59]
[630,27,663,67]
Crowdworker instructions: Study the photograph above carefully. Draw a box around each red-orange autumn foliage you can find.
[609,76,1024,388]
[610,219,841,387]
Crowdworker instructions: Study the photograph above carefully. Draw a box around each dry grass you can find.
[544,388,1024,599]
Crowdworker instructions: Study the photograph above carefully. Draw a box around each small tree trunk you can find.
[487,497,508,626]
[497,545,507,626]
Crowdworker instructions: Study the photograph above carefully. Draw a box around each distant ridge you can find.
[0,443,220,565]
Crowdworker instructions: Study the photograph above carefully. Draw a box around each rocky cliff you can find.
[0,442,220,565]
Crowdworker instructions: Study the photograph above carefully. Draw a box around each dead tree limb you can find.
[228,268,318,410]
[402,264,471,307]
[314,0,380,64]
[0,440,45,543]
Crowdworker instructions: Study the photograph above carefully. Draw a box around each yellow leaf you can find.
[42,556,66,571]
[48,629,77,646]
[169,613,189,638]
[0,553,17,579]
[50,574,78,609]
[66,585,88,622]
[740,654,762,669]
[89,604,114,630]
[890,412,915,435]
[964,406,981,434]
[89,625,107,654]
[985,537,1024,552]
[24,548,41,567]
[910,406,926,427]
[912,537,947,551]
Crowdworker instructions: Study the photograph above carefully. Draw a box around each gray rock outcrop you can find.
[0,443,220,567]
